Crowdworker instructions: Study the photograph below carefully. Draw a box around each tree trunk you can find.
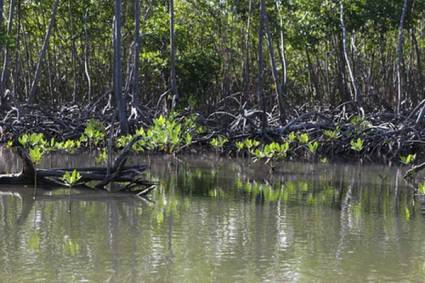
[83,10,91,102]
[275,0,287,89]
[0,0,16,109]
[335,36,349,103]
[257,0,267,130]
[340,1,360,105]
[396,0,410,115]
[68,0,77,103]
[412,28,422,106]
[12,0,21,100]
[242,0,252,103]
[170,0,178,110]
[113,0,129,134]
[305,48,321,101]
[28,0,60,103]
[264,11,285,122]
[0,0,3,30]
[132,0,141,107]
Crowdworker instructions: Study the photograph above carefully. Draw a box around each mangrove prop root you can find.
[2,101,425,163]
[404,162,425,179]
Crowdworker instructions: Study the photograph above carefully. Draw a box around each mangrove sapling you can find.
[235,141,245,157]
[29,147,44,200]
[184,133,193,146]
[48,138,57,151]
[323,128,340,141]
[96,148,108,164]
[210,136,229,153]
[350,138,365,162]
[62,169,83,187]
[6,140,13,148]
[418,183,425,195]
[18,133,47,199]
[350,138,364,152]
[322,128,340,158]
[145,115,185,153]
[19,133,47,149]
[253,142,289,171]
[244,139,260,150]
[243,139,261,157]
[298,133,310,144]
[287,132,297,143]
[54,139,81,154]
[400,154,416,165]
[61,169,82,212]
[83,119,105,150]
[350,116,371,131]
[116,135,134,149]
[235,141,245,151]
[307,141,320,155]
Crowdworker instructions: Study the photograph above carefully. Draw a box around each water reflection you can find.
[0,153,424,282]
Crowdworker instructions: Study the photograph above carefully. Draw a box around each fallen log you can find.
[0,137,155,195]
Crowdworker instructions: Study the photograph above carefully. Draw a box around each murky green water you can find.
[0,152,425,282]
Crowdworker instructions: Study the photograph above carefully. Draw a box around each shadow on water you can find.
[0,150,425,282]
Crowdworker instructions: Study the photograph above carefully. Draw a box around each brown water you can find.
[0,151,424,282]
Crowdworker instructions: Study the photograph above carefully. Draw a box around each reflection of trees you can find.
[145,159,424,281]
[0,157,424,281]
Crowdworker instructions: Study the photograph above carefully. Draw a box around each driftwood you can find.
[0,138,155,195]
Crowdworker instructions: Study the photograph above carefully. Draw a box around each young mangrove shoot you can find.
[29,147,44,200]
[350,138,364,152]
[61,170,83,213]
[307,141,320,154]
[400,154,416,165]
[210,136,228,153]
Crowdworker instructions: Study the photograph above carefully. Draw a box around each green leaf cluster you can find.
[235,139,260,152]
[350,138,364,152]
[210,136,228,150]
[61,170,82,187]
[297,133,310,144]
[323,128,340,140]
[19,133,47,148]
[307,141,320,154]
[83,119,105,146]
[400,154,415,165]
[254,142,290,161]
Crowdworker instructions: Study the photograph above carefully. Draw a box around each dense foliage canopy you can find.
[0,0,423,122]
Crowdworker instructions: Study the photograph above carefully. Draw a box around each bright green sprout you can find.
[61,170,82,187]
[350,138,364,152]
[96,148,108,164]
[210,136,228,150]
[83,119,105,145]
[307,141,319,154]
[400,154,416,165]
[323,128,339,140]
[298,133,309,144]
[288,132,296,142]
[184,133,193,145]
[235,141,245,151]
[418,183,425,194]
[19,133,46,148]
[29,147,44,165]
[253,142,289,161]
[6,140,13,148]
[244,139,260,150]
